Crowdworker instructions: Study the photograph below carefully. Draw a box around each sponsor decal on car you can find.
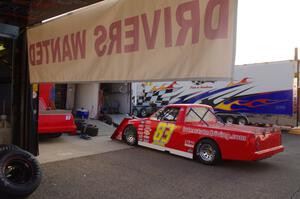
[144,130,151,136]
[184,140,195,148]
[183,127,247,141]
[153,122,176,146]
[187,148,194,153]
[143,135,150,140]
[137,123,144,141]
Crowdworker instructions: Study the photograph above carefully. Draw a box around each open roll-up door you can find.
[27,0,238,84]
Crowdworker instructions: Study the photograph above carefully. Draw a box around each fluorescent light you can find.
[0,44,5,51]
[42,12,70,23]
[42,5,87,24]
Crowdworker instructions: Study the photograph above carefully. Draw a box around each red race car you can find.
[111,104,284,165]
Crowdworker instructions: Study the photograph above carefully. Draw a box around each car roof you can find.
[166,104,213,109]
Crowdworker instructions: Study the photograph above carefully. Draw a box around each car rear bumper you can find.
[38,125,77,135]
[253,145,284,160]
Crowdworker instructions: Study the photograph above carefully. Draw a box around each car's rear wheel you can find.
[237,116,248,125]
[225,116,234,124]
[195,139,221,165]
[123,126,137,146]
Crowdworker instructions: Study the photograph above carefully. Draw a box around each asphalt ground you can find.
[6,133,300,199]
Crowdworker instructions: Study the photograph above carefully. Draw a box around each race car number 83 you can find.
[153,122,175,146]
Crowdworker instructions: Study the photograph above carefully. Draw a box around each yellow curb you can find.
[288,128,300,135]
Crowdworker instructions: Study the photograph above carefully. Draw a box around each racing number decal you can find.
[153,122,175,146]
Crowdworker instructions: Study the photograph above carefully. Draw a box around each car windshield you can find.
[185,107,218,125]
[151,107,180,122]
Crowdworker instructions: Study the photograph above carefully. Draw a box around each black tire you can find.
[140,108,148,118]
[0,145,22,157]
[225,116,234,124]
[0,146,42,197]
[103,115,113,125]
[53,133,63,138]
[194,139,221,165]
[132,108,139,117]
[123,125,138,146]
[237,116,248,125]
[85,125,98,137]
[75,119,86,130]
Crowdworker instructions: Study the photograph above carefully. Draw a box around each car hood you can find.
[128,118,147,124]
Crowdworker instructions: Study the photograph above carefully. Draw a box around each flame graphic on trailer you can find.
[133,61,294,116]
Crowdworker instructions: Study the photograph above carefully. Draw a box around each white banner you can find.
[27,0,238,83]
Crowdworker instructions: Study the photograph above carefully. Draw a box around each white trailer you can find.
[132,60,296,126]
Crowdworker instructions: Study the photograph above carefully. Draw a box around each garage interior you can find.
[39,83,131,122]
[38,82,133,163]
[0,36,12,145]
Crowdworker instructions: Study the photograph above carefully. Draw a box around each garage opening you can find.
[37,82,132,163]
[0,36,13,145]
[99,83,131,126]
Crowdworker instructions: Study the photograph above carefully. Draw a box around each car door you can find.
[181,107,219,152]
[147,107,181,148]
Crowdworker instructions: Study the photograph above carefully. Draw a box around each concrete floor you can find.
[27,133,300,199]
[38,121,131,164]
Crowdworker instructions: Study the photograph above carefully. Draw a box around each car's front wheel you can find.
[132,108,139,117]
[195,139,221,165]
[140,108,148,118]
[123,125,137,146]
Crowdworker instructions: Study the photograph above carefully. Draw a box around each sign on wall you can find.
[27,0,238,83]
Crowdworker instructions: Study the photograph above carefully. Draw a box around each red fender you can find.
[111,118,132,140]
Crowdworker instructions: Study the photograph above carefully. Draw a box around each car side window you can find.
[204,110,218,123]
[185,108,207,122]
[154,107,180,122]
[185,107,217,124]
